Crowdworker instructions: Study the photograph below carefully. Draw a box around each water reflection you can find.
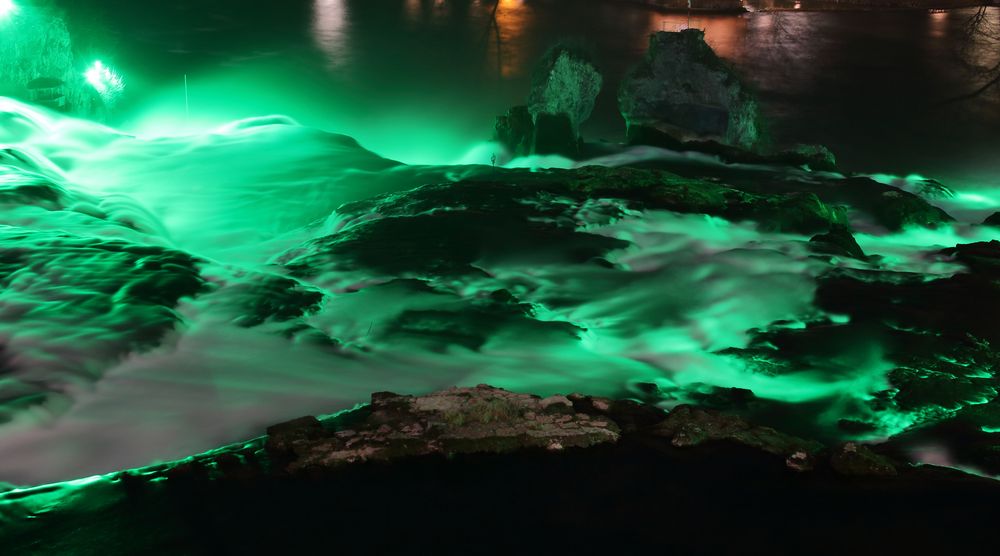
[929,11,949,40]
[492,0,531,77]
[644,14,748,60]
[313,0,348,68]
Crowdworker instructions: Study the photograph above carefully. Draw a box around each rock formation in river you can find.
[528,45,603,141]
[495,45,603,158]
[619,29,765,151]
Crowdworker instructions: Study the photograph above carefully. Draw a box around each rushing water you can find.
[0,1,998,484]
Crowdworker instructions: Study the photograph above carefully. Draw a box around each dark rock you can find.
[624,123,687,150]
[793,177,952,231]
[281,181,629,279]
[790,144,838,172]
[567,393,668,433]
[686,386,758,410]
[983,212,1000,227]
[914,177,954,199]
[532,112,579,157]
[528,44,603,137]
[809,224,867,260]
[871,189,953,230]
[838,419,878,434]
[619,30,764,151]
[552,166,845,233]
[944,240,1000,275]
[627,125,840,171]
[266,386,621,473]
[264,416,325,458]
[227,275,325,328]
[818,243,1000,344]
[889,367,996,412]
[651,405,825,470]
[494,105,534,157]
[830,442,898,476]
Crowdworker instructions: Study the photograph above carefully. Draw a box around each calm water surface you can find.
[59,1,1000,188]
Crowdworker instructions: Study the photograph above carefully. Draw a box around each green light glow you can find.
[84,60,125,104]
[0,0,15,19]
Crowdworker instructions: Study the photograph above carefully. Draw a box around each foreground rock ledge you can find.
[5,386,1000,554]
[263,385,892,477]
[267,386,622,472]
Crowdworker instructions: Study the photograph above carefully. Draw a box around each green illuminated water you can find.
[2,95,999,484]
[1,1,1000,485]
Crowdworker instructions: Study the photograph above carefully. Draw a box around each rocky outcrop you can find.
[494,105,534,158]
[651,405,825,470]
[830,442,898,476]
[266,386,621,473]
[531,112,580,157]
[263,387,905,477]
[619,30,765,151]
[528,45,603,138]
[495,45,602,158]
[10,385,1000,555]
[809,224,867,260]
[626,124,839,171]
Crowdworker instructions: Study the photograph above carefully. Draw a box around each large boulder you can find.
[494,45,602,159]
[809,224,867,260]
[619,29,764,151]
[494,105,534,158]
[528,45,603,137]
[531,111,579,157]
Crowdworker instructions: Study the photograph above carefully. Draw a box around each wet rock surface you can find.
[528,45,603,138]
[830,441,898,476]
[809,224,867,260]
[268,386,621,473]
[651,405,825,470]
[494,44,601,159]
[620,30,765,151]
[4,385,1000,554]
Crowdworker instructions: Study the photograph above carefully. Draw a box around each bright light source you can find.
[0,0,17,19]
[85,60,126,104]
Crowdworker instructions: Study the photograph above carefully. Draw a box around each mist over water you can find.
[2,95,998,484]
